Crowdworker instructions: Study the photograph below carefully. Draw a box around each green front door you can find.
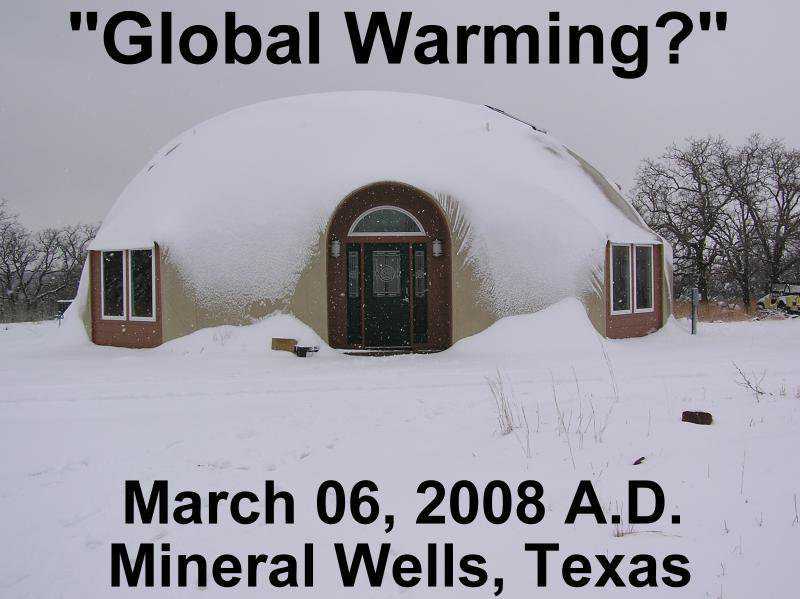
[364,243,410,348]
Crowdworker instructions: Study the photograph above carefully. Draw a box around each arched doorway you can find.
[327,182,452,351]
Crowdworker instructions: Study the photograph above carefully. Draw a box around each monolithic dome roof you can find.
[90,91,659,313]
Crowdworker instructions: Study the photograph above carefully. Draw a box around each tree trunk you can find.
[741,284,752,313]
[696,260,710,302]
[741,250,752,312]
[768,260,781,291]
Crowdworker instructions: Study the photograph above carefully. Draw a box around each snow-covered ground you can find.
[1,299,798,598]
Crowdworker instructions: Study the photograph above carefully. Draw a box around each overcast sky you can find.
[1,0,798,228]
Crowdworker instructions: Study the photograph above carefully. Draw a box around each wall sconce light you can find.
[330,238,341,258]
[432,239,443,257]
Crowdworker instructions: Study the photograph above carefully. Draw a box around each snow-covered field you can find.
[1,300,798,598]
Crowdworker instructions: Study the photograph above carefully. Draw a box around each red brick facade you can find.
[90,245,163,348]
[605,242,664,339]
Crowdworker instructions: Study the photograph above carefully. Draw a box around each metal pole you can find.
[691,287,699,335]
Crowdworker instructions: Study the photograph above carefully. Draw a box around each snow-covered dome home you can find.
[80,92,671,350]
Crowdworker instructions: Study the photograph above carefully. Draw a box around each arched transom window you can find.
[348,206,426,237]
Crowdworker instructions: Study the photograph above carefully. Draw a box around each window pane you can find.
[612,245,631,312]
[413,244,428,344]
[414,249,427,297]
[130,249,154,318]
[102,251,124,317]
[346,244,361,344]
[635,246,653,310]
[347,249,360,299]
[352,208,423,234]
[372,251,402,297]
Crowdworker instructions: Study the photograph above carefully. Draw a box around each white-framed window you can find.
[610,244,632,314]
[634,245,654,313]
[100,250,126,320]
[610,243,656,315]
[348,206,426,237]
[128,248,156,321]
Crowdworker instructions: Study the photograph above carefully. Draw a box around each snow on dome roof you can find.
[91,91,657,313]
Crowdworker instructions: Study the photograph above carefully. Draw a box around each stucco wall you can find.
[290,235,328,342]
[160,245,320,344]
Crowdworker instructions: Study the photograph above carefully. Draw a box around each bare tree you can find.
[0,199,18,304]
[747,139,800,290]
[0,200,97,321]
[634,134,800,308]
[55,223,97,290]
[633,137,731,301]
[713,136,763,310]
[15,228,71,310]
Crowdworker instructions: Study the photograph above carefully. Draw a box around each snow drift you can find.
[451,297,602,357]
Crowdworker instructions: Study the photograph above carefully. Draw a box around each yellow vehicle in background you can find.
[757,283,800,313]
